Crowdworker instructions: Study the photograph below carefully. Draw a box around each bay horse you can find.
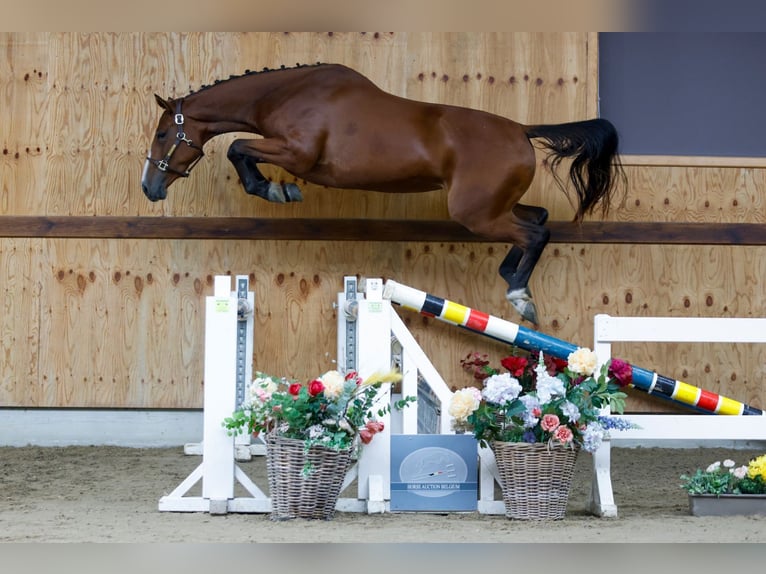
[141,63,624,324]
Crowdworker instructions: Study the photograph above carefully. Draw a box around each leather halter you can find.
[146,99,204,177]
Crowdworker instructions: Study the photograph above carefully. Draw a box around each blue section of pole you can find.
[513,325,579,360]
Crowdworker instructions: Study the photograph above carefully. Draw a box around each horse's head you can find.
[141,94,205,202]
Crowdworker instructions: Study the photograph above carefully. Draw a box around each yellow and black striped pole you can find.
[383,280,763,416]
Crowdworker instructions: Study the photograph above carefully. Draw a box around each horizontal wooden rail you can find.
[1,216,766,245]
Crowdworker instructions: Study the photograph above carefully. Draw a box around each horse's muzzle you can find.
[142,183,167,202]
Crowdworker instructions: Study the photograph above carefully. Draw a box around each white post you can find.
[355,278,392,512]
[159,275,269,514]
[201,276,238,510]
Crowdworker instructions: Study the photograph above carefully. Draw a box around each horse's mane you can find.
[186,62,326,97]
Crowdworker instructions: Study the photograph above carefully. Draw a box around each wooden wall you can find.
[1,32,764,413]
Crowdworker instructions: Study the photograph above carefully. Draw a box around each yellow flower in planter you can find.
[748,454,766,481]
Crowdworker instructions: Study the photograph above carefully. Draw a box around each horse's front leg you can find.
[226,139,303,203]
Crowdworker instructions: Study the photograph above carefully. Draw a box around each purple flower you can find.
[522,430,537,443]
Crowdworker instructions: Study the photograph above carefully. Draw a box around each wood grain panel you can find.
[0,33,48,214]
[0,239,42,406]
[605,165,766,224]
[1,237,759,413]
[2,33,765,416]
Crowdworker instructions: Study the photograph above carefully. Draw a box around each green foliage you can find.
[222,369,414,453]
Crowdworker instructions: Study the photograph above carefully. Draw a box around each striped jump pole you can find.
[382,280,764,416]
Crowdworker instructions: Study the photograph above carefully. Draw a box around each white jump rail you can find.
[589,314,766,517]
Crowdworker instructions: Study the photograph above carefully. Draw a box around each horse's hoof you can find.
[283,183,303,202]
[506,287,539,325]
[266,181,287,203]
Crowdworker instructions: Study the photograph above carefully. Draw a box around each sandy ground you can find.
[1,444,765,543]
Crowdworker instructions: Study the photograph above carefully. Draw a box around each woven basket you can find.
[265,432,353,521]
[491,441,579,520]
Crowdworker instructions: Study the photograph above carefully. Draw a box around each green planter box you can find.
[688,494,766,517]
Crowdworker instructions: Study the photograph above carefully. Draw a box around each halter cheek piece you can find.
[146,99,205,177]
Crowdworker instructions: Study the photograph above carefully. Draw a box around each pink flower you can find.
[553,425,574,444]
[359,429,373,444]
[540,413,560,432]
[365,421,385,433]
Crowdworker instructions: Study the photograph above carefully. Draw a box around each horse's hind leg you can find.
[449,190,548,324]
[498,204,549,280]
[500,222,550,325]
[226,139,303,203]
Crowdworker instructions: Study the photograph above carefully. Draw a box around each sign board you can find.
[390,434,478,512]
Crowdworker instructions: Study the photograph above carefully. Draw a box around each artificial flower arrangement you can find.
[680,455,766,496]
[223,368,415,453]
[449,346,636,452]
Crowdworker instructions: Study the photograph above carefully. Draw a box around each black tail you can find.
[525,118,625,221]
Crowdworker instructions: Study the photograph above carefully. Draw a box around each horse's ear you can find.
[154,94,173,112]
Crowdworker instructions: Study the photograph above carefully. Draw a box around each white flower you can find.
[567,347,598,376]
[246,375,279,406]
[519,395,541,428]
[706,461,721,473]
[560,400,580,423]
[481,373,522,405]
[536,372,566,404]
[449,387,482,422]
[581,422,605,452]
[732,465,748,479]
[320,369,346,399]
[723,459,736,468]
[307,424,326,439]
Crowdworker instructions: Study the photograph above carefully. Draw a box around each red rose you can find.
[608,358,633,387]
[308,379,324,396]
[288,383,302,396]
[500,356,528,377]
[544,355,568,375]
[365,420,385,433]
[359,429,373,444]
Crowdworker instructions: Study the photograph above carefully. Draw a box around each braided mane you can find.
[186,62,326,96]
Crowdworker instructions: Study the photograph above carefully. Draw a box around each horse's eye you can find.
[157,131,168,141]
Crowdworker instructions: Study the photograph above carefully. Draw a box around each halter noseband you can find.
[146,99,205,177]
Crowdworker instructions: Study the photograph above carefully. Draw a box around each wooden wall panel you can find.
[603,165,766,224]
[1,33,765,415]
[0,239,42,406]
[0,33,48,215]
[4,234,763,413]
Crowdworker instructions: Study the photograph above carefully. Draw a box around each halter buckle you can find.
[174,113,184,125]
[157,159,169,172]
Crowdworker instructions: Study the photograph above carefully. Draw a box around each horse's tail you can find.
[524,118,625,221]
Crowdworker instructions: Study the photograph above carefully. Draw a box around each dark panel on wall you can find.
[599,33,766,157]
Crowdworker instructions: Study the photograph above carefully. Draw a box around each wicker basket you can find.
[491,441,580,520]
[265,432,353,521]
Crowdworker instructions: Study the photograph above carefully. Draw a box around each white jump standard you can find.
[158,275,269,514]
